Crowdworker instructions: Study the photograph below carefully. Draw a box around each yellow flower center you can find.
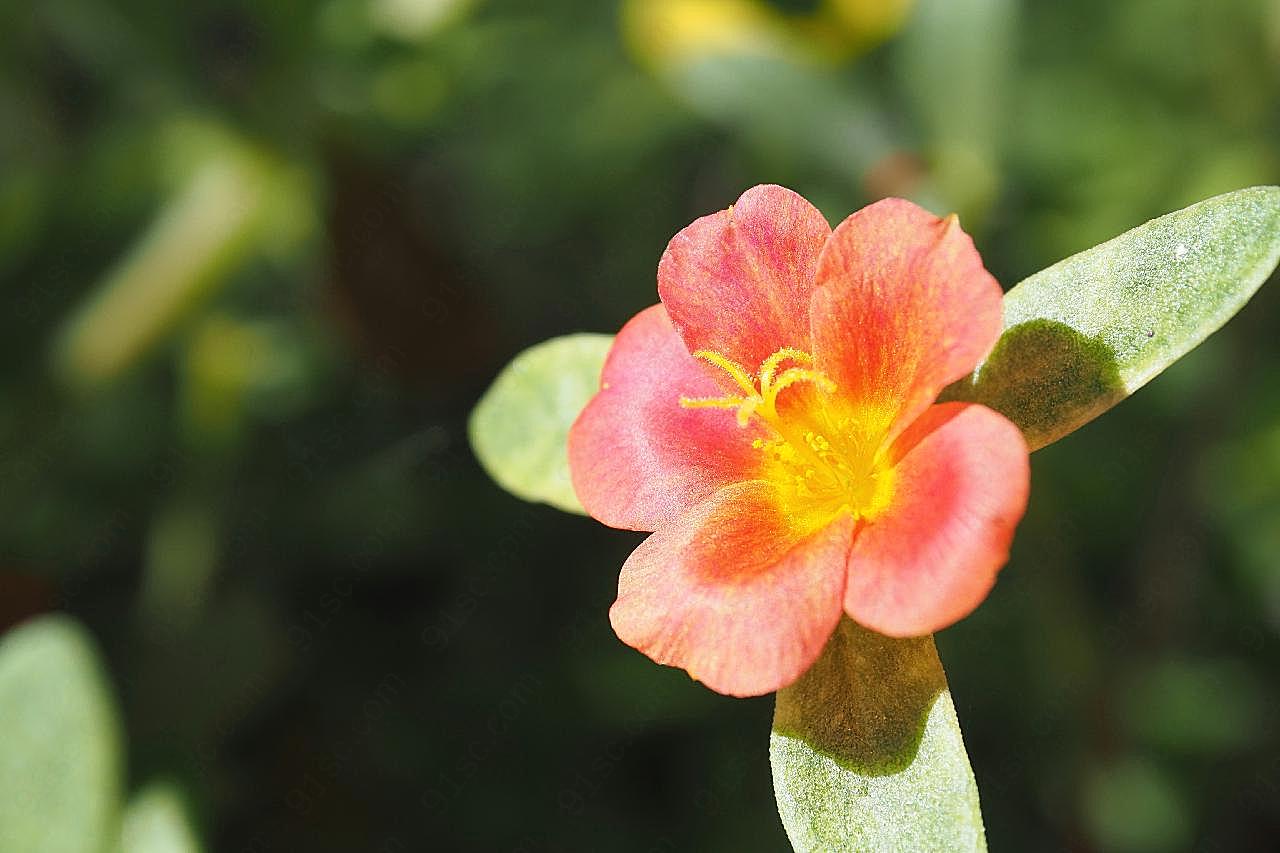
[680,346,896,525]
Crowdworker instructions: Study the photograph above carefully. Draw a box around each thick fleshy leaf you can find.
[610,481,853,697]
[944,186,1280,450]
[811,198,1003,441]
[470,333,614,514]
[0,616,123,853]
[118,782,203,853]
[658,184,831,370]
[771,618,985,852]
[569,305,767,531]
[844,403,1029,637]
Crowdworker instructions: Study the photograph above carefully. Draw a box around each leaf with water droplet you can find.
[945,186,1280,449]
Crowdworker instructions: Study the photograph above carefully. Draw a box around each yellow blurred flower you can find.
[824,0,916,47]
[622,0,917,72]
[623,0,794,70]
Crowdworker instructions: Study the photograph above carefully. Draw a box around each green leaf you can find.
[118,782,203,853]
[944,185,1280,450]
[469,333,613,514]
[0,616,124,853]
[770,619,985,853]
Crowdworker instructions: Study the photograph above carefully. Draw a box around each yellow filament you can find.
[765,367,835,407]
[678,345,895,522]
[691,350,756,396]
[759,347,813,390]
[678,395,745,409]
[680,346,835,431]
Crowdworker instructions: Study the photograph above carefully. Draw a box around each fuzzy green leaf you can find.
[945,185,1280,450]
[0,616,123,853]
[771,619,985,853]
[469,333,613,513]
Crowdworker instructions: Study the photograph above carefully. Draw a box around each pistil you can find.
[679,346,894,520]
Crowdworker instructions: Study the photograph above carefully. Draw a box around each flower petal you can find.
[810,198,1003,440]
[610,482,853,697]
[658,185,831,370]
[844,403,1029,637]
[568,305,767,531]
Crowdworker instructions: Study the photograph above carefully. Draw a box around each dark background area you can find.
[3,0,1280,850]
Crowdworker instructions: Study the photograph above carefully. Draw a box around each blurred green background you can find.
[3,0,1280,850]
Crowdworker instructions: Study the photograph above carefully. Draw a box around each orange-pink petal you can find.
[568,305,768,532]
[658,184,831,372]
[810,198,1003,442]
[610,482,853,697]
[844,403,1029,637]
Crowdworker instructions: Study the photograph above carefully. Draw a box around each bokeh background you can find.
[3,0,1280,850]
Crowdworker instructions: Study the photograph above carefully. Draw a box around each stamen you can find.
[678,395,745,410]
[691,350,757,396]
[759,347,813,390]
[680,346,836,432]
[677,345,892,520]
[766,367,836,406]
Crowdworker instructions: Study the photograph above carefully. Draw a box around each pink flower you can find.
[569,185,1030,696]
